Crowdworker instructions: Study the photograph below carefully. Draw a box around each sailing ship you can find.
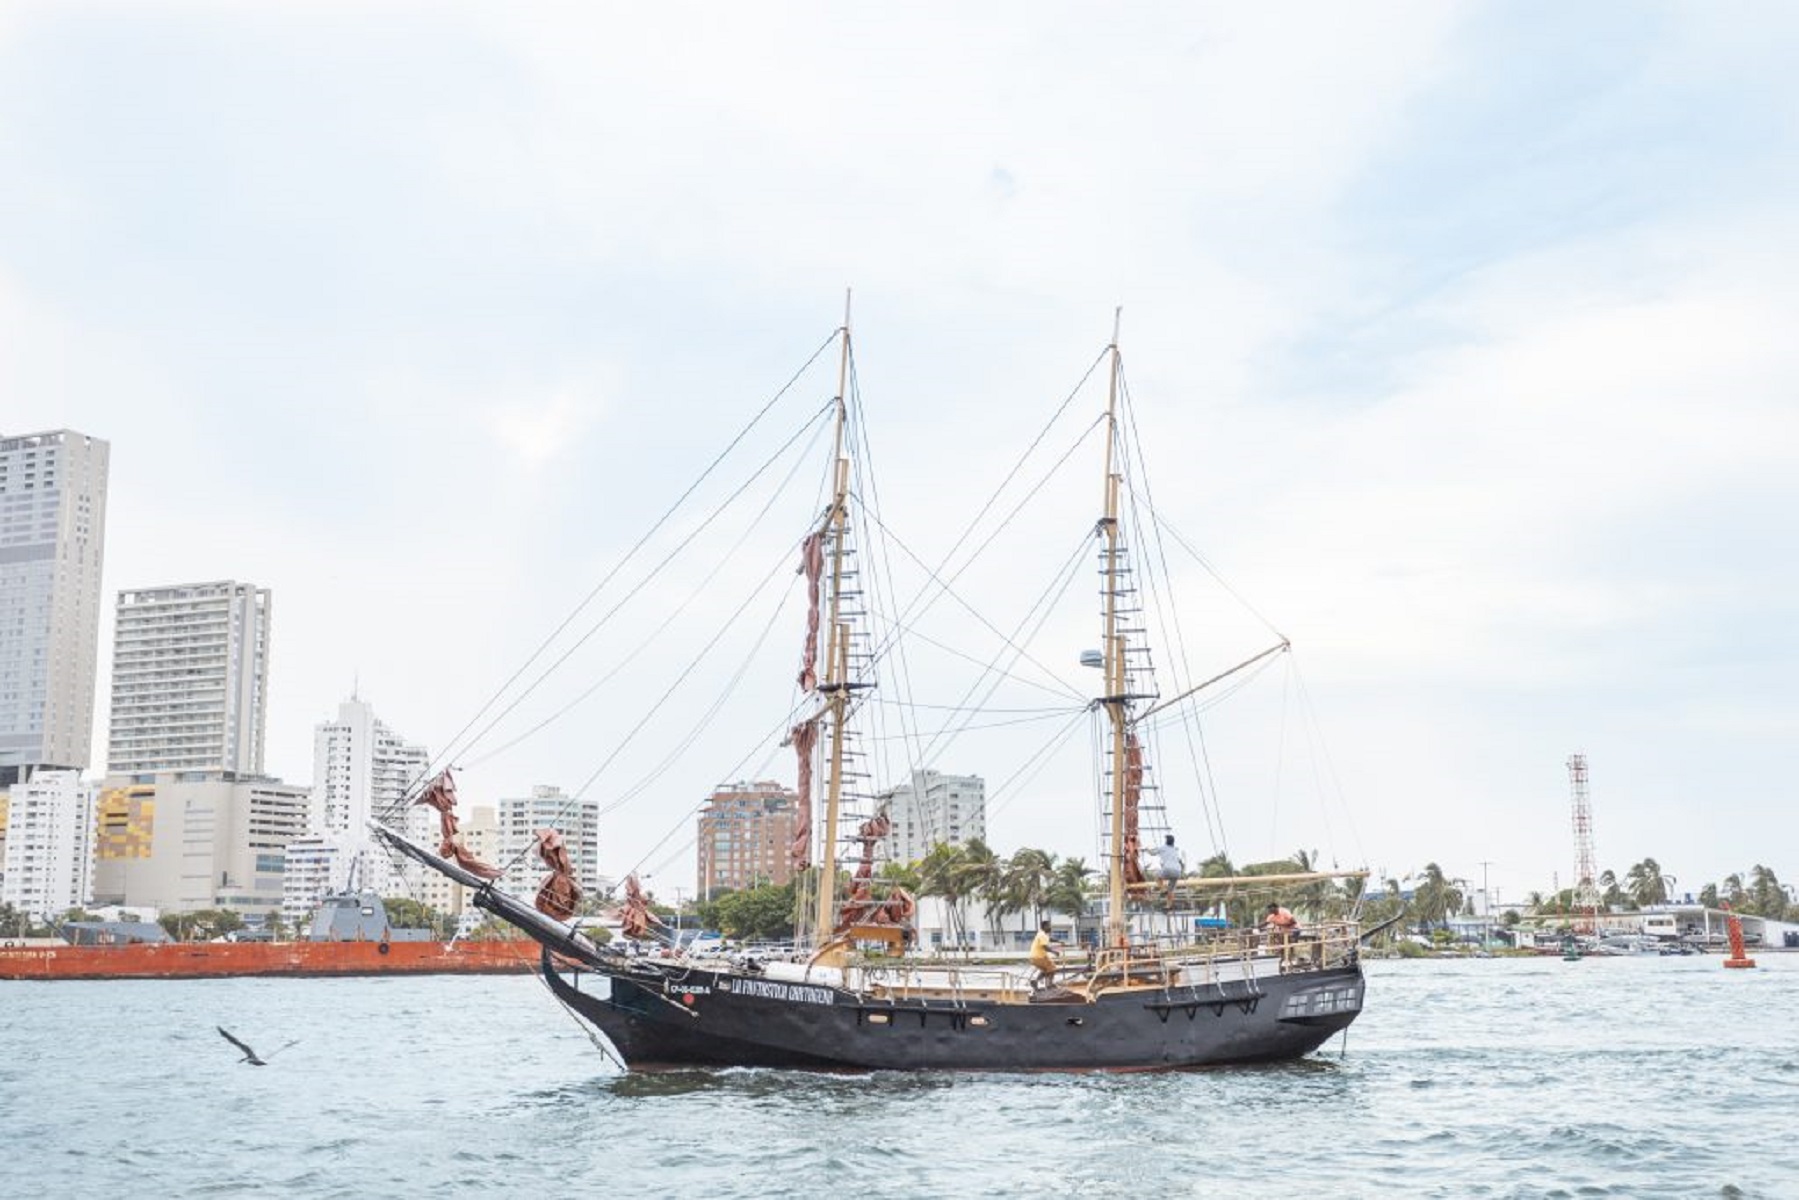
[377,311,1367,1070]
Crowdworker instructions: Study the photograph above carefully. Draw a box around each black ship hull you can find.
[542,950,1363,1071]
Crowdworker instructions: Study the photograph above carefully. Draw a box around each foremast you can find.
[810,301,856,944]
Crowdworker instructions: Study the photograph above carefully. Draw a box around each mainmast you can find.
[811,296,855,943]
[1100,312,1131,947]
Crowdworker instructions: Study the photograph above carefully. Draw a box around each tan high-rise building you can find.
[0,430,109,786]
[697,780,798,896]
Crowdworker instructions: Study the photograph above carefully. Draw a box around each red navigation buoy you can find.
[1721,903,1757,970]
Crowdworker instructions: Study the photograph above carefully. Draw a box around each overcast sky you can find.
[4,2,1795,905]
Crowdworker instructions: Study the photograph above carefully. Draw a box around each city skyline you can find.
[3,5,1796,901]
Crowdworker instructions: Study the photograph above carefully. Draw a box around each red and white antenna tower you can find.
[1568,754,1601,933]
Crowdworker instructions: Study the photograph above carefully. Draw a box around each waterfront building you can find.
[0,429,110,787]
[0,769,95,919]
[880,769,986,864]
[89,774,308,921]
[498,785,601,902]
[278,836,338,926]
[697,779,797,896]
[107,581,272,777]
[284,694,431,915]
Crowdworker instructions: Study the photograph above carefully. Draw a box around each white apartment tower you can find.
[0,769,95,918]
[881,769,987,864]
[308,694,431,842]
[282,695,430,914]
[0,430,109,786]
[107,581,272,777]
[498,785,602,902]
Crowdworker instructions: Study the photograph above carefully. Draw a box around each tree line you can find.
[1522,858,1796,921]
[688,839,1375,942]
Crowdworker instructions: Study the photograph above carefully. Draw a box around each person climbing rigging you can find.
[1154,834,1185,908]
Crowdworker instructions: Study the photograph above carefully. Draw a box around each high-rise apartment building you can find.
[281,695,430,917]
[697,779,798,895]
[880,769,986,864]
[107,581,271,778]
[0,430,109,786]
[0,769,94,918]
[498,785,601,903]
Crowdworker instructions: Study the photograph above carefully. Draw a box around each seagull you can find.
[216,1026,298,1066]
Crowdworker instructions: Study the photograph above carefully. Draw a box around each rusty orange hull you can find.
[0,938,537,981]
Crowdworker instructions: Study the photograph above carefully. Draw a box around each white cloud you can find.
[485,389,600,466]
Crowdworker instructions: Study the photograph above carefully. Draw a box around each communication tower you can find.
[1568,754,1601,933]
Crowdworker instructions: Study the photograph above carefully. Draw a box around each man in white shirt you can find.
[1154,834,1185,908]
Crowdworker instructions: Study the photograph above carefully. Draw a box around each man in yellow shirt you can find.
[1030,919,1060,985]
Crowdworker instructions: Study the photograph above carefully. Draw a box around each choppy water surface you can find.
[4,955,1796,1198]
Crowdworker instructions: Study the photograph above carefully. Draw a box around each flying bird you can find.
[216,1026,298,1066]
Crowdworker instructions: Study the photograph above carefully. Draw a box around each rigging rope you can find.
[459,406,834,771]
[391,330,842,809]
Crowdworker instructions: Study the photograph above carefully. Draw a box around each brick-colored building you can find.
[697,780,797,896]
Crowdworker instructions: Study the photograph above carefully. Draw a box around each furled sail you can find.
[1122,734,1146,887]
[412,769,504,881]
[618,873,653,940]
[533,828,582,920]
[789,718,818,870]
[837,810,915,932]
[796,530,825,691]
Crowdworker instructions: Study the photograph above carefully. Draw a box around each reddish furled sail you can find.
[413,769,504,881]
[533,828,583,920]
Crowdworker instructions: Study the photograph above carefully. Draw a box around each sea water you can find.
[3,955,1796,1198]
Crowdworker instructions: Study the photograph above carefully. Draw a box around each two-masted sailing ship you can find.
[377,313,1366,1070]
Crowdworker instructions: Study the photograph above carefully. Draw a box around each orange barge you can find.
[0,936,537,981]
[0,890,538,980]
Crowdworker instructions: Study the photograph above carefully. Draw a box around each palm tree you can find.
[1748,864,1784,917]
[917,843,970,946]
[1624,858,1671,908]
[1288,848,1337,918]
[1411,863,1464,929]
[956,838,1004,939]
[1047,858,1092,921]
[999,848,1057,925]
[1196,853,1235,878]
[876,859,923,892]
[1598,869,1624,910]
